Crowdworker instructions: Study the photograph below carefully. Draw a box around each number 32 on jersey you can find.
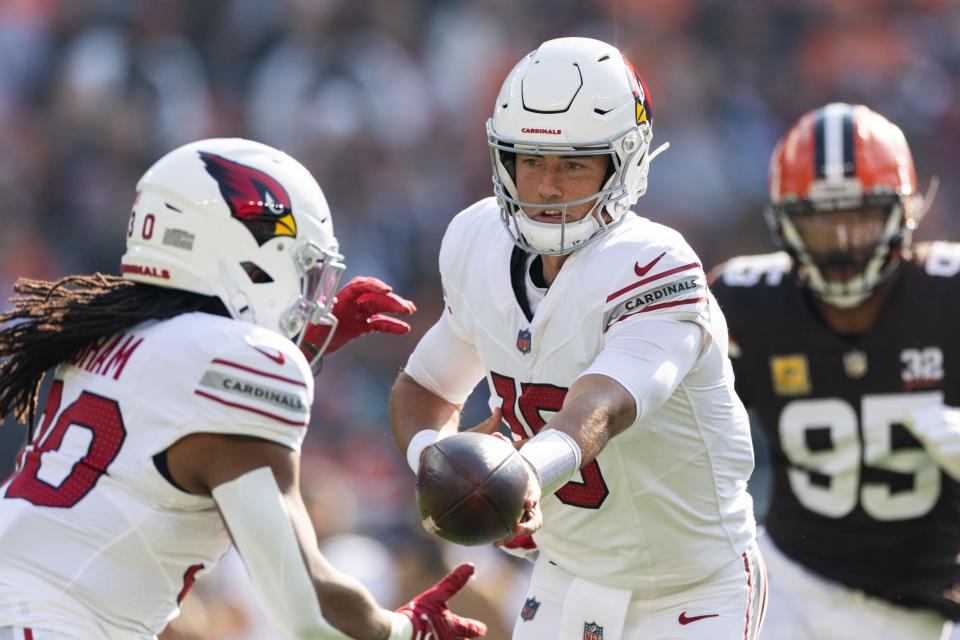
[490,372,609,509]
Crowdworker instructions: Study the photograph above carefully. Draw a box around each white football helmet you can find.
[488,37,663,255]
[121,138,345,358]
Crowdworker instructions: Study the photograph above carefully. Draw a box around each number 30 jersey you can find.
[710,243,960,619]
[0,312,313,639]
[431,198,756,594]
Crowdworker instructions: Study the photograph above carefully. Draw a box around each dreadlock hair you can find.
[0,273,229,434]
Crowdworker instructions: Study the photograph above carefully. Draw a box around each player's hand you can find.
[464,408,503,436]
[300,276,416,361]
[495,462,542,545]
[465,408,531,451]
[495,532,539,562]
[467,409,541,543]
[905,403,960,481]
[395,563,487,639]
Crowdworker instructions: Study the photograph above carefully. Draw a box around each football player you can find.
[0,139,485,640]
[710,103,957,639]
[389,38,766,640]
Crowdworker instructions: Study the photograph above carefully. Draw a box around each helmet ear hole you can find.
[240,261,274,284]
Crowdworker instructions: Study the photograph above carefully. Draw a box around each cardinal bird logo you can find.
[623,57,651,126]
[199,151,297,246]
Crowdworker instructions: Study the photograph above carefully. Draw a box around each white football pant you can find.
[758,532,952,640]
[512,542,766,639]
[0,629,76,640]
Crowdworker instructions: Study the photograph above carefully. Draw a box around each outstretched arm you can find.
[165,433,485,639]
[520,317,704,496]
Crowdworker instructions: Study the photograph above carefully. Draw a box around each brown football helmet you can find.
[766,103,924,308]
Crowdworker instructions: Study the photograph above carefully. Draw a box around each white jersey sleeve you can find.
[581,316,703,420]
[189,321,313,451]
[404,312,486,405]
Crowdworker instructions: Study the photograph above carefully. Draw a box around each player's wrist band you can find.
[386,610,414,640]
[520,429,582,496]
[406,429,444,474]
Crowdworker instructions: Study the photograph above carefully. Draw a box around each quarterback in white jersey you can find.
[391,38,765,640]
[0,139,483,640]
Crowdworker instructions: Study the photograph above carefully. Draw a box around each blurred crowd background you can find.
[1,0,959,637]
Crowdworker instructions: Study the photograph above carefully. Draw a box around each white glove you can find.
[906,403,960,482]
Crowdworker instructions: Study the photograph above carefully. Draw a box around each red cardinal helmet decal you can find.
[199,151,298,246]
[622,57,652,127]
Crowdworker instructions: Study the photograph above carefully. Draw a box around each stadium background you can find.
[0,0,958,637]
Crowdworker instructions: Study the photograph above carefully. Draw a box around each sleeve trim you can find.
[604,296,707,333]
[211,358,307,388]
[606,262,700,303]
[194,390,308,427]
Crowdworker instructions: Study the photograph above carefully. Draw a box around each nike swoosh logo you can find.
[251,345,285,365]
[634,251,666,277]
[678,612,720,625]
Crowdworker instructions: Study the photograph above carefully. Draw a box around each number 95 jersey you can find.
[432,198,757,595]
[0,311,313,639]
[710,243,960,620]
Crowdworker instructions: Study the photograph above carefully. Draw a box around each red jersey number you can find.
[5,381,127,508]
[491,372,609,509]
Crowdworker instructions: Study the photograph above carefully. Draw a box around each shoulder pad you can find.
[593,226,708,332]
[710,252,792,289]
[915,241,960,279]
[439,198,500,280]
[188,317,313,451]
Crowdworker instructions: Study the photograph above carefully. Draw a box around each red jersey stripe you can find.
[606,262,700,303]
[194,390,307,427]
[210,358,306,387]
[178,563,205,604]
[604,297,706,332]
[743,551,752,640]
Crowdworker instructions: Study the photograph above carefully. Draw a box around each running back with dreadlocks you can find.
[0,273,226,431]
[0,138,464,640]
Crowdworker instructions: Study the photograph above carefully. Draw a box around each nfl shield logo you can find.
[516,328,532,354]
[583,622,604,640]
[520,597,540,621]
[843,350,869,379]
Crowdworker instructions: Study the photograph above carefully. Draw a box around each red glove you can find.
[496,533,539,562]
[300,276,416,361]
[395,563,487,639]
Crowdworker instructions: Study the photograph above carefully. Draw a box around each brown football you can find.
[416,432,528,546]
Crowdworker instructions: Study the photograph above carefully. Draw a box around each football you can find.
[416,432,529,546]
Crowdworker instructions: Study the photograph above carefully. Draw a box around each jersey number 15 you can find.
[491,372,609,509]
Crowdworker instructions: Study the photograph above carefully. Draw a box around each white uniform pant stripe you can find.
[0,629,33,640]
[743,544,768,640]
